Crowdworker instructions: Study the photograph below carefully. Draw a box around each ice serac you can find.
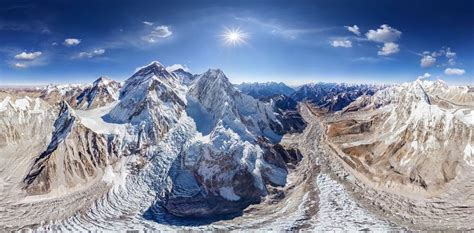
[107,61,186,143]
[74,76,121,109]
[22,101,120,195]
[162,69,300,217]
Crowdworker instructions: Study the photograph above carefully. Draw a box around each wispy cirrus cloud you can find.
[141,25,172,43]
[235,17,334,39]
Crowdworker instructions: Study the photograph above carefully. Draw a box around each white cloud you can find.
[345,25,360,36]
[444,68,465,75]
[75,49,105,59]
[166,64,190,72]
[13,63,28,68]
[448,58,456,66]
[445,47,456,58]
[417,72,431,80]
[420,55,436,68]
[330,39,352,48]
[14,51,42,60]
[63,38,81,46]
[378,42,399,56]
[143,21,154,26]
[366,24,401,43]
[142,25,172,43]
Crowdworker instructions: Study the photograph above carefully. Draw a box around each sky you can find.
[0,0,473,86]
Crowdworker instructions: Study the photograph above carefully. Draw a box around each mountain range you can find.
[0,61,472,231]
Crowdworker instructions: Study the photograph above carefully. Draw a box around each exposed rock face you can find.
[22,102,120,195]
[74,76,121,110]
[292,82,384,112]
[261,94,307,134]
[236,82,295,99]
[39,83,89,106]
[324,80,474,193]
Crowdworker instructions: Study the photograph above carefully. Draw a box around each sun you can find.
[221,27,247,46]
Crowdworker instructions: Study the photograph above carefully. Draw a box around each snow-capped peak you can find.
[131,61,171,80]
[93,76,113,87]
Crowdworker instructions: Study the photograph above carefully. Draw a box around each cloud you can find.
[143,21,154,26]
[417,72,431,80]
[14,51,42,60]
[445,47,456,58]
[235,17,333,39]
[166,64,190,72]
[366,24,401,43]
[420,55,436,68]
[378,42,399,56]
[444,68,465,75]
[10,51,47,68]
[13,63,28,69]
[64,38,81,46]
[345,25,360,36]
[141,25,172,43]
[330,39,352,48]
[74,48,105,59]
[448,58,456,66]
[420,47,457,67]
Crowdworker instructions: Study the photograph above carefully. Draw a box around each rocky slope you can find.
[74,76,121,110]
[317,79,474,229]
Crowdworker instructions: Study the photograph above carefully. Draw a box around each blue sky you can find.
[0,0,473,85]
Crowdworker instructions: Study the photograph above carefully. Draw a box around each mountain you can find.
[291,82,383,112]
[163,69,299,217]
[39,83,90,106]
[260,94,307,133]
[107,61,186,143]
[23,101,120,195]
[2,61,472,231]
[38,76,121,110]
[74,76,121,110]
[172,68,196,85]
[236,82,295,99]
[327,80,474,195]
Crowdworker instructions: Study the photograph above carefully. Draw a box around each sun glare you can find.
[222,28,247,46]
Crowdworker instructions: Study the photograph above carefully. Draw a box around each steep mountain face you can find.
[162,69,299,217]
[260,94,306,133]
[107,61,186,143]
[22,102,121,195]
[292,82,383,112]
[74,76,121,110]
[325,80,473,193]
[172,68,196,85]
[236,82,295,99]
